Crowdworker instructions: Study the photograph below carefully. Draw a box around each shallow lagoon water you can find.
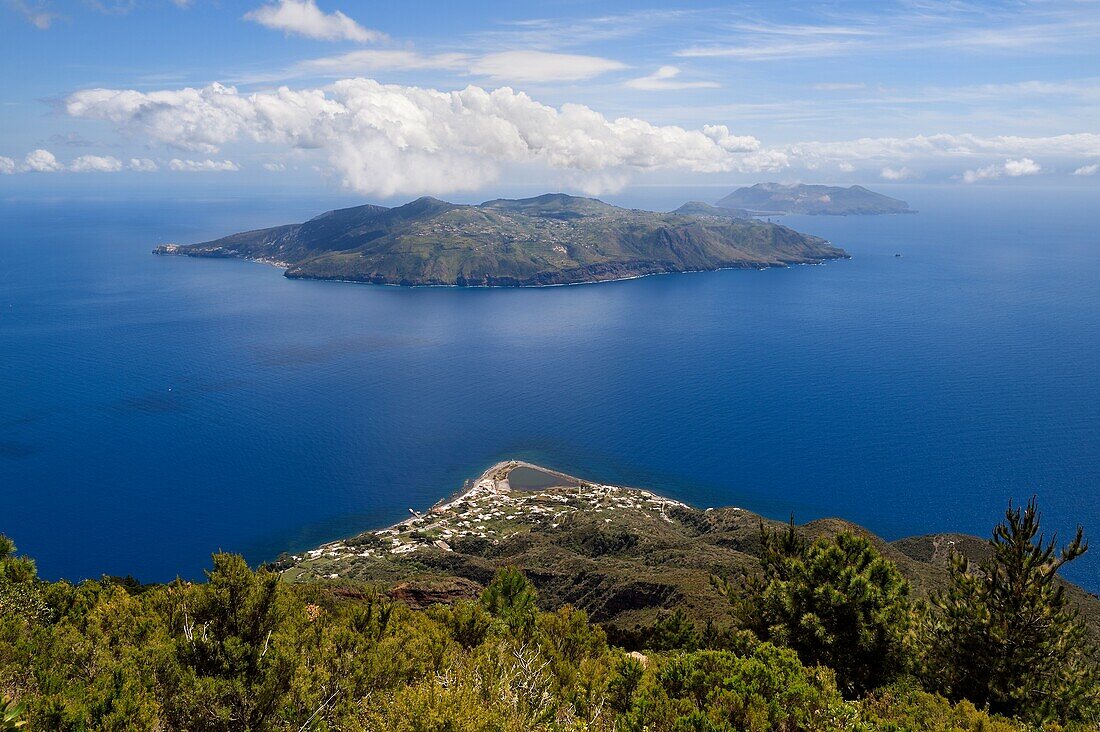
[506,466,575,491]
[1,185,1098,588]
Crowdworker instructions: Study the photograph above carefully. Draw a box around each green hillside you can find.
[154,193,847,286]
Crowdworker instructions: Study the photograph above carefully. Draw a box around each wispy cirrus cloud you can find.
[290,48,626,83]
[828,78,1100,106]
[294,49,469,76]
[679,39,856,61]
[676,4,1100,61]
[626,66,718,91]
[783,134,1100,167]
[86,0,136,16]
[474,9,693,51]
[468,51,626,83]
[244,0,383,43]
[4,0,61,28]
[813,82,866,91]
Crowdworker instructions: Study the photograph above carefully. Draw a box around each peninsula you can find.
[277,461,1100,637]
[153,193,847,287]
[716,183,913,215]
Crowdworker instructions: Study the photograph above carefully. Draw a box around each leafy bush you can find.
[858,679,1023,731]
[618,644,857,732]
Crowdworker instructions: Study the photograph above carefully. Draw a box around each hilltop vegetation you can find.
[0,494,1098,730]
[716,183,913,215]
[153,193,847,287]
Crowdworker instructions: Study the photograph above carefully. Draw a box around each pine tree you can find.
[739,522,913,697]
[481,566,538,635]
[926,498,1100,724]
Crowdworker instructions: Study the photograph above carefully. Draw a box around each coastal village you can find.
[282,461,694,581]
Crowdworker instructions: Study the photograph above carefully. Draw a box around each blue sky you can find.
[2,0,1098,198]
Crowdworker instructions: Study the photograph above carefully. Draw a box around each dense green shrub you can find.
[618,644,857,732]
[857,679,1024,732]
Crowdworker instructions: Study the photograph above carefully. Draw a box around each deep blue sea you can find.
[2,185,1099,589]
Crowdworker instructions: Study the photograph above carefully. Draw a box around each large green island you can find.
[153,193,847,286]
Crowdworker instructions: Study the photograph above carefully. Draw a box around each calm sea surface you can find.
[2,185,1098,588]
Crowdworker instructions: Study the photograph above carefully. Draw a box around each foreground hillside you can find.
[716,183,913,215]
[153,193,847,286]
[281,461,1100,640]
[2,465,1098,730]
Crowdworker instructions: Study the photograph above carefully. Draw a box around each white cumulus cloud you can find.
[1074,163,1099,176]
[626,66,718,91]
[963,165,998,183]
[880,166,912,180]
[701,125,760,152]
[962,158,1041,183]
[0,156,15,174]
[1003,157,1040,177]
[65,79,774,197]
[22,149,63,172]
[70,154,123,172]
[168,158,241,172]
[244,0,382,43]
[129,158,159,171]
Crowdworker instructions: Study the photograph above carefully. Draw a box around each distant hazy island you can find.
[154,193,847,287]
[716,183,914,215]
